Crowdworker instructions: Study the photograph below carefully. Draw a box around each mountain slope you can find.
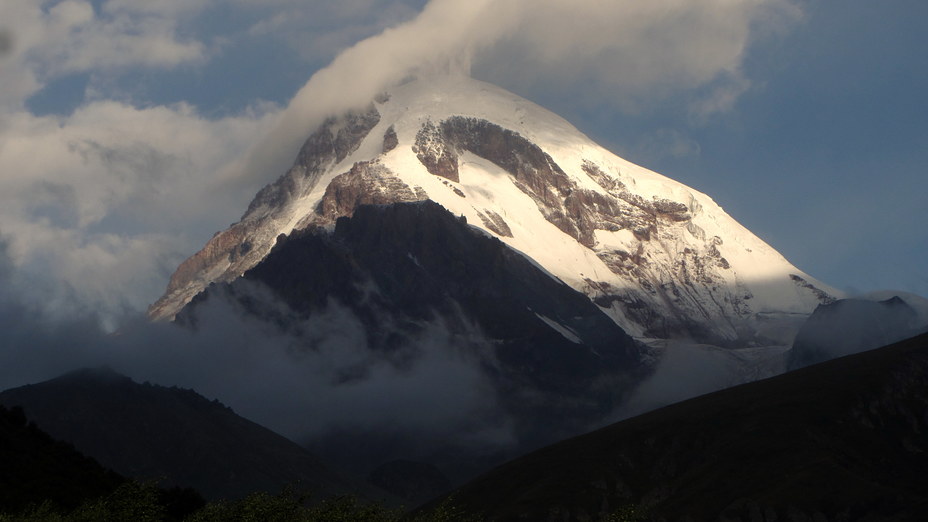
[150,74,837,346]
[178,200,646,483]
[788,296,923,369]
[0,403,124,513]
[0,367,360,501]
[434,331,928,521]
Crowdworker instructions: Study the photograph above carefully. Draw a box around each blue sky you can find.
[0,0,925,322]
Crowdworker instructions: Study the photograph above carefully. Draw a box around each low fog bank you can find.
[1,240,513,477]
[613,341,791,421]
[4,236,928,481]
[1,296,509,447]
[610,292,928,423]
[786,293,928,371]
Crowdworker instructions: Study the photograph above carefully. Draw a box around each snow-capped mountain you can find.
[150,74,838,346]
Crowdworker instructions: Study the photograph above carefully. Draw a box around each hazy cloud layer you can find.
[0,244,510,467]
[242,0,424,64]
[0,27,11,57]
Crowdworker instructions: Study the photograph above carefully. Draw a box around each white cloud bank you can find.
[0,1,208,111]
[0,101,279,320]
[0,0,799,323]
[0,1,279,320]
[239,0,800,191]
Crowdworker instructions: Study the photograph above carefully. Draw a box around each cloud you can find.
[0,100,280,319]
[102,0,212,16]
[244,0,422,64]
[614,340,789,421]
[0,236,111,384]
[230,0,507,186]
[477,0,800,113]
[688,71,753,122]
[635,129,703,163]
[29,2,204,70]
[235,0,800,186]
[0,27,11,56]
[154,298,503,448]
[0,1,208,111]
[0,245,510,470]
[41,1,206,73]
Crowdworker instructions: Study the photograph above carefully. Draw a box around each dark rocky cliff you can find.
[179,200,647,484]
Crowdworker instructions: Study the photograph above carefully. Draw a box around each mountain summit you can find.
[150,75,836,346]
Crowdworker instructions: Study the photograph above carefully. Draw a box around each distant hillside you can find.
[439,331,928,521]
[0,403,124,513]
[0,367,361,501]
[788,296,921,369]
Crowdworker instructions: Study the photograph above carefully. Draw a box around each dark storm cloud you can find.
[0,238,110,388]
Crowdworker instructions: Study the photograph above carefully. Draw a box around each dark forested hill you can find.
[439,331,928,521]
[0,403,123,513]
[0,367,360,501]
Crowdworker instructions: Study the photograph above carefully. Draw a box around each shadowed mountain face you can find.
[178,200,646,483]
[0,367,358,501]
[788,296,921,370]
[438,331,928,521]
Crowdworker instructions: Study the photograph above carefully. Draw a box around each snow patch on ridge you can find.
[534,313,582,344]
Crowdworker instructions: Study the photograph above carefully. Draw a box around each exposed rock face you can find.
[148,105,381,321]
[790,273,837,306]
[382,125,398,153]
[413,120,459,182]
[247,106,381,217]
[302,161,427,227]
[477,209,512,237]
[417,117,584,243]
